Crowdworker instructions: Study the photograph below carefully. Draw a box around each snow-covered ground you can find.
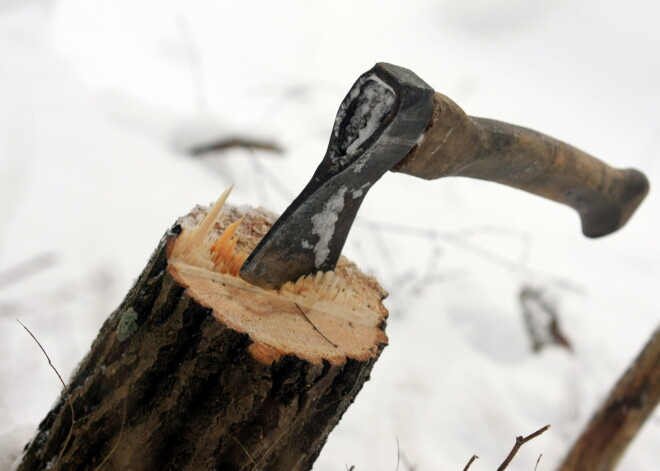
[1,1,658,469]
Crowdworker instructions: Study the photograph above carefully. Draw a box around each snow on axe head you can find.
[241,62,649,290]
[240,63,434,289]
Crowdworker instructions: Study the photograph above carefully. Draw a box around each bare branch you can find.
[534,453,543,471]
[520,286,572,353]
[17,319,76,466]
[228,433,257,467]
[176,15,208,116]
[497,424,551,471]
[396,437,400,471]
[558,325,660,471]
[17,319,67,390]
[356,217,583,294]
[462,454,479,471]
[189,138,283,156]
[0,253,57,289]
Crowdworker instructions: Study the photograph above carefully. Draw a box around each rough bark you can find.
[16,201,388,471]
[557,326,660,471]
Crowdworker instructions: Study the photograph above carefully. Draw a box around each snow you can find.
[311,186,348,268]
[343,75,395,156]
[333,74,396,168]
[351,183,372,200]
[1,1,659,470]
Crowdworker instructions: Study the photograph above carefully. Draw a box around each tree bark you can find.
[557,326,660,471]
[16,197,388,471]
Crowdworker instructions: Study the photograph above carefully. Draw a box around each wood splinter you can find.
[16,187,389,471]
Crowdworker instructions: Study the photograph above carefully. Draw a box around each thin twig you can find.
[409,270,465,295]
[520,286,572,353]
[247,147,270,206]
[229,433,257,467]
[190,138,283,156]
[95,396,128,470]
[251,400,341,470]
[17,319,76,464]
[295,303,338,348]
[17,319,68,395]
[455,224,533,266]
[534,453,543,471]
[396,437,401,471]
[497,425,551,471]
[0,253,57,289]
[244,150,296,201]
[176,16,208,116]
[357,218,583,294]
[462,454,479,471]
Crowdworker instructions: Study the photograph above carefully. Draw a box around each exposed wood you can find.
[16,192,388,471]
[557,326,660,471]
[394,92,649,238]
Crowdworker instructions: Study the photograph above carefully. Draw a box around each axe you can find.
[240,63,649,290]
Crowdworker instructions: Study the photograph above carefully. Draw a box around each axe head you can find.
[240,63,434,289]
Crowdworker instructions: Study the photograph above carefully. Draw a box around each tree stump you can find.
[16,190,389,471]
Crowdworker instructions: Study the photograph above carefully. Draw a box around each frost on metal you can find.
[311,186,347,268]
[351,182,372,199]
[332,74,395,168]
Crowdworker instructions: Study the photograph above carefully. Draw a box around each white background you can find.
[0,1,658,469]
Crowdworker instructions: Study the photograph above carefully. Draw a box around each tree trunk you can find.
[17,193,389,471]
[557,326,660,471]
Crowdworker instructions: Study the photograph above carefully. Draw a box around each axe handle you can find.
[394,93,649,237]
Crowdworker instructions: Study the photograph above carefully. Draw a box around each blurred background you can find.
[0,1,658,469]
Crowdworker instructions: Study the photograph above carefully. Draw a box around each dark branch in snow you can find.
[189,138,284,156]
[497,424,551,471]
[520,286,572,353]
[0,253,57,289]
[462,454,479,471]
[534,454,543,471]
[17,319,75,469]
[558,326,660,471]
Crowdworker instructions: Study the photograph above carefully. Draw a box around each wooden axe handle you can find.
[394,93,649,237]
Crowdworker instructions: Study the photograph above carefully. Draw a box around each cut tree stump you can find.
[17,190,388,471]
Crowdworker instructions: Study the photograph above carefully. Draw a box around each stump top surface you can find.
[168,202,388,365]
